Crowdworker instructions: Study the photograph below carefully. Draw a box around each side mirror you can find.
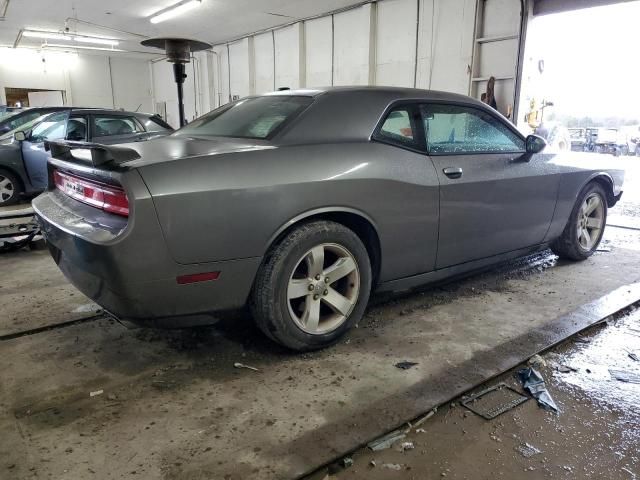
[526,134,547,154]
[14,131,27,142]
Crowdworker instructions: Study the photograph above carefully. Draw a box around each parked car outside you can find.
[569,127,587,152]
[592,128,629,156]
[0,108,172,205]
[34,87,624,351]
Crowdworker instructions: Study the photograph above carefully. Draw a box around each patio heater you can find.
[141,37,211,127]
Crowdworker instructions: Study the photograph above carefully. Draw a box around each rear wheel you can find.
[251,221,371,351]
[551,182,607,260]
[0,170,22,206]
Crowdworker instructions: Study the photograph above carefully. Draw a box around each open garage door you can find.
[533,0,639,15]
[469,0,527,121]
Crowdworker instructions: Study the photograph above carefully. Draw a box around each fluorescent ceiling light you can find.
[73,36,119,46]
[43,43,126,52]
[23,31,68,41]
[22,30,119,46]
[149,0,201,24]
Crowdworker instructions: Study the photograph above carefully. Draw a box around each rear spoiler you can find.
[44,140,141,167]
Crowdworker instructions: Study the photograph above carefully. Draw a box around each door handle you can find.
[443,167,463,179]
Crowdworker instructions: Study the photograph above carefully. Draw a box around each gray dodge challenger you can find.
[33,87,624,351]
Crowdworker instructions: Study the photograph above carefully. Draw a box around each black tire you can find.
[251,220,371,351]
[0,169,23,206]
[550,182,608,261]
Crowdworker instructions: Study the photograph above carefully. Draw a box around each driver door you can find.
[21,110,70,189]
[422,103,559,269]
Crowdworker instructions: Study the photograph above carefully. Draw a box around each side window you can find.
[376,107,417,147]
[421,104,525,154]
[93,116,144,137]
[65,117,88,141]
[30,112,68,142]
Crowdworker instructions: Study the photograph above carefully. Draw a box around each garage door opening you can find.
[4,87,65,108]
[517,1,640,154]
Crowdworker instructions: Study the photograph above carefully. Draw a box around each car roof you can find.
[18,106,156,117]
[67,108,157,117]
[271,86,504,144]
[266,85,484,107]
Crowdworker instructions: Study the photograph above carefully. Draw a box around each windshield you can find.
[0,110,67,141]
[176,96,314,139]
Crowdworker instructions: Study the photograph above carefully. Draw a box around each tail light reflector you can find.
[53,170,129,217]
[176,272,221,284]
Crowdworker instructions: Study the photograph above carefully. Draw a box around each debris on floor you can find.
[381,463,403,471]
[527,354,546,368]
[413,408,437,427]
[517,368,559,413]
[395,361,418,370]
[340,457,353,469]
[515,442,543,458]
[367,427,409,451]
[556,364,578,373]
[400,442,414,451]
[625,349,639,362]
[233,362,259,372]
[461,383,529,420]
[609,369,640,384]
[89,389,103,397]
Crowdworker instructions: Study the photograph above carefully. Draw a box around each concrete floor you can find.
[315,307,640,480]
[1,159,639,480]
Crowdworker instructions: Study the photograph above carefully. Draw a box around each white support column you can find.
[368,1,377,86]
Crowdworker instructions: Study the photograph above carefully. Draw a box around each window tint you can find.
[30,112,68,142]
[421,104,524,154]
[176,96,313,139]
[93,116,144,137]
[378,108,415,146]
[66,117,88,141]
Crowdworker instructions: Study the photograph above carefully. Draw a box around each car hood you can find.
[121,135,276,168]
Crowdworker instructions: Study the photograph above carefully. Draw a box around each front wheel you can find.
[251,221,371,351]
[551,182,607,261]
[0,170,22,206]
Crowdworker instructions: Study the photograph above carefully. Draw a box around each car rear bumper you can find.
[33,189,261,327]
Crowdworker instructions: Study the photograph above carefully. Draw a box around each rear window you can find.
[176,96,313,139]
[94,116,144,137]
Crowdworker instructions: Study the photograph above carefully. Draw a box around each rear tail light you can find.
[53,170,129,217]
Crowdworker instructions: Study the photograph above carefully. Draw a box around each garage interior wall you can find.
[179,0,526,125]
[0,48,153,113]
[201,0,488,107]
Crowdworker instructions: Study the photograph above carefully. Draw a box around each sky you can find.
[524,1,640,119]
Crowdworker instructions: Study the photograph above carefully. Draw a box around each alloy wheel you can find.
[287,243,360,334]
[0,175,14,203]
[577,192,605,251]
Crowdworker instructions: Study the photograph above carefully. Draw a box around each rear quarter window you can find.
[93,116,144,137]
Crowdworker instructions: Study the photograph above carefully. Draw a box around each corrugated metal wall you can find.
[194,0,528,121]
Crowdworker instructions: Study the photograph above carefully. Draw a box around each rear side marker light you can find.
[176,272,220,284]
